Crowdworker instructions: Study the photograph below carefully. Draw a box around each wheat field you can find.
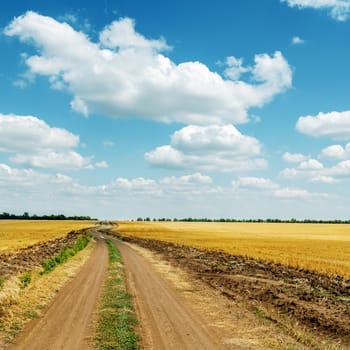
[0,220,95,252]
[116,221,350,278]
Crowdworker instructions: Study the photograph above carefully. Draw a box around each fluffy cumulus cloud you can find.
[282,152,309,163]
[160,173,212,186]
[0,113,101,170]
[223,56,250,80]
[5,12,292,125]
[0,162,215,199]
[282,111,350,183]
[328,159,350,177]
[145,124,267,172]
[0,163,73,190]
[281,157,333,182]
[0,113,78,152]
[320,143,350,159]
[296,111,350,139]
[298,158,324,170]
[281,0,350,21]
[279,154,350,182]
[97,172,216,197]
[1,161,328,219]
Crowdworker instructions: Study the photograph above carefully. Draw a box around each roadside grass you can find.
[0,238,95,344]
[41,234,92,274]
[96,240,139,350]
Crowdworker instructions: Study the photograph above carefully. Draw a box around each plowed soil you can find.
[0,228,92,278]
[116,234,350,346]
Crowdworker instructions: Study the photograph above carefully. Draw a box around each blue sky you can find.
[1,0,350,219]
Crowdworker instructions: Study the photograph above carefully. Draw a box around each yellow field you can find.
[116,221,350,278]
[0,220,95,252]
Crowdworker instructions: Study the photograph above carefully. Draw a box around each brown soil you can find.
[109,236,244,349]
[116,234,350,347]
[0,227,93,279]
[6,233,108,350]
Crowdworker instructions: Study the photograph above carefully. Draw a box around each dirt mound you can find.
[116,234,350,344]
[0,228,92,279]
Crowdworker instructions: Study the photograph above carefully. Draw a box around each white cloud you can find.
[310,175,338,183]
[9,151,90,170]
[283,151,309,163]
[0,163,342,219]
[95,161,109,168]
[274,187,309,198]
[280,154,350,182]
[280,166,340,183]
[99,17,169,52]
[145,124,267,172]
[72,172,216,197]
[281,0,350,21]
[280,167,301,179]
[233,177,328,200]
[274,187,328,199]
[319,143,350,159]
[328,159,350,177]
[0,113,97,170]
[291,36,305,44]
[0,113,78,152]
[70,96,89,117]
[5,12,292,125]
[110,177,160,195]
[234,177,279,190]
[296,111,350,139]
[171,124,261,154]
[223,56,250,80]
[298,158,324,170]
[0,163,73,188]
[160,173,212,186]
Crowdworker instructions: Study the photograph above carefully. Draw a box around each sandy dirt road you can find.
[112,238,236,350]
[7,234,108,350]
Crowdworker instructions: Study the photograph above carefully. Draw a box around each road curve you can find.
[112,238,230,350]
[8,234,108,350]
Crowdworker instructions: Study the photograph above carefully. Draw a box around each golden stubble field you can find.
[0,220,95,252]
[116,221,350,278]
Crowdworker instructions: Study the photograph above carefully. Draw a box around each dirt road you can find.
[112,238,235,350]
[8,230,243,349]
[8,235,108,350]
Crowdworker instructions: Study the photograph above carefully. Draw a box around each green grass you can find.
[0,277,5,291]
[96,240,139,350]
[41,234,92,274]
[19,273,32,289]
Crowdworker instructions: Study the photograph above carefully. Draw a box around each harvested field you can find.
[114,222,350,347]
[115,234,350,348]
[0,226,94,279]
[116,221,350,278]
[0,220,95,252]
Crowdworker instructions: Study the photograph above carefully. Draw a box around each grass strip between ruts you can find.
[96,240,139,350]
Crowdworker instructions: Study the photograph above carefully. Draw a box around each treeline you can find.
[136,217,350,224]
[0,212,95,220]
